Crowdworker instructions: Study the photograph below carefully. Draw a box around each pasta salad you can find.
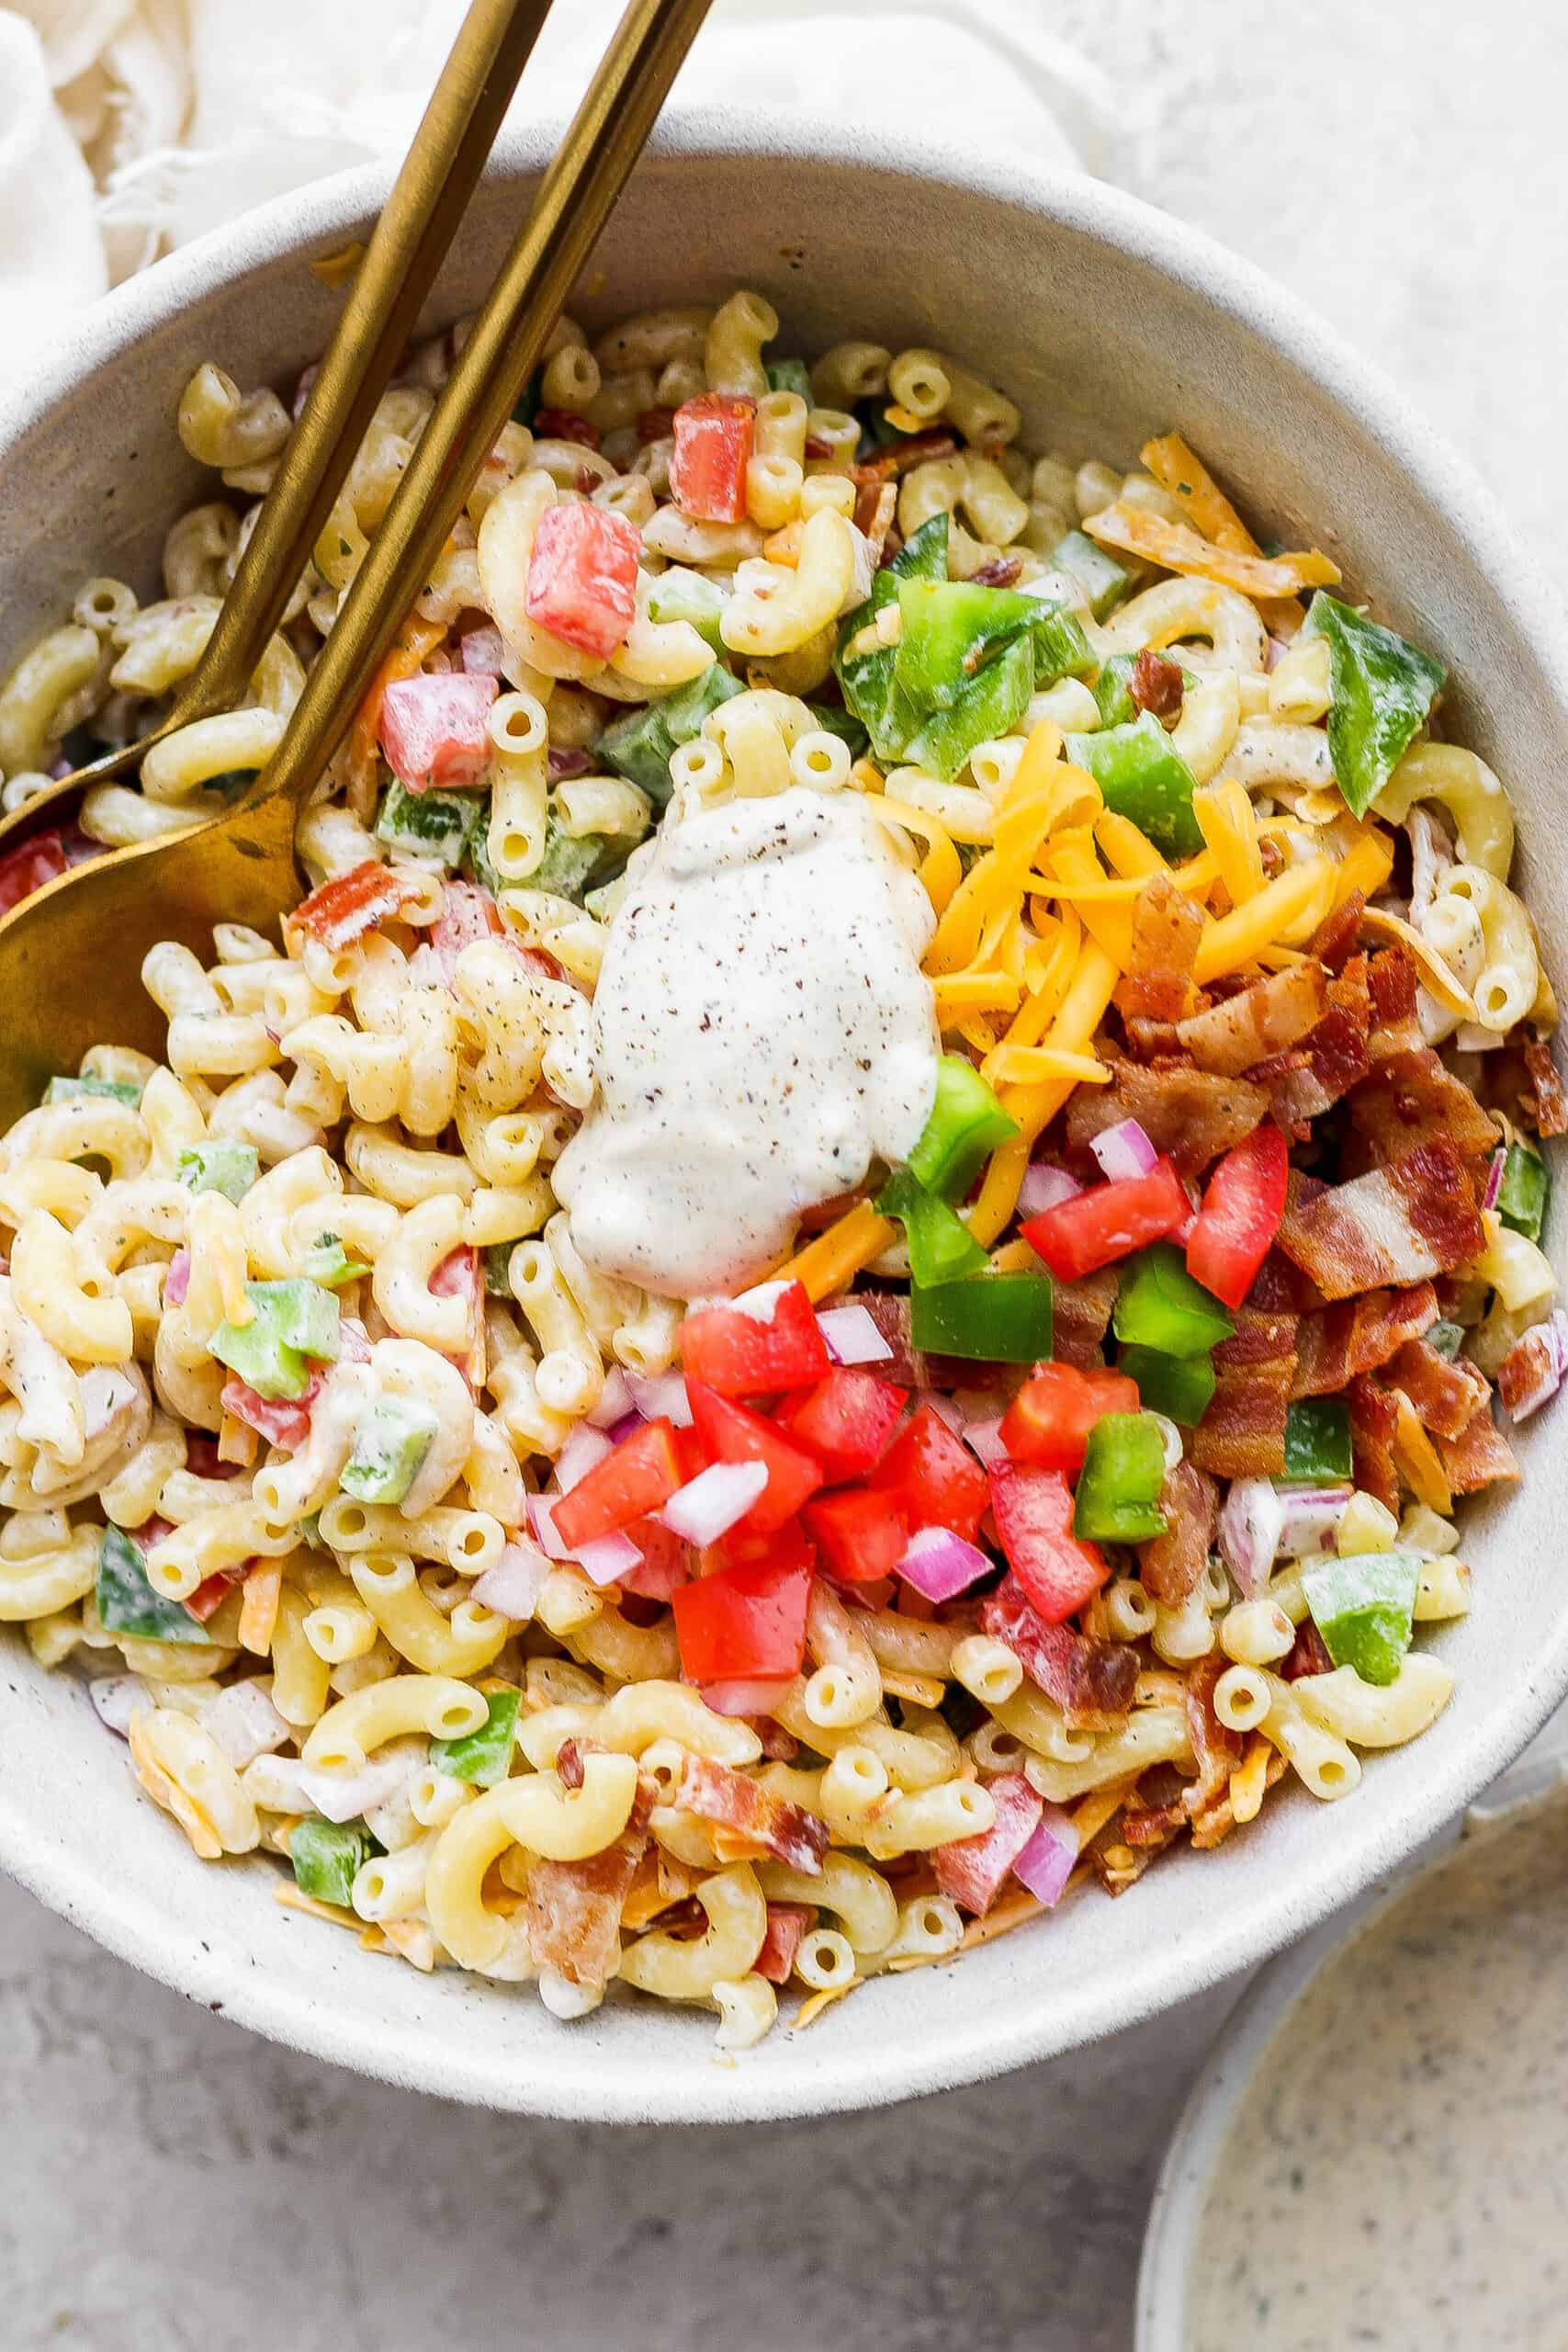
[0,288,1560,2049]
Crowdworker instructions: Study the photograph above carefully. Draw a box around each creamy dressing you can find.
[1191,1786,1568,2350]
[554,786,939,1296]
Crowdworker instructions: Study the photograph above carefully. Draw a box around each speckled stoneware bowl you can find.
[3,112,1567,2123]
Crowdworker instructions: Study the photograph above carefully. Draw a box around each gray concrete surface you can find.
[4,5,1562,2345]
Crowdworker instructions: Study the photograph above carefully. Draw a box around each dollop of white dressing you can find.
[554,786,939,1296]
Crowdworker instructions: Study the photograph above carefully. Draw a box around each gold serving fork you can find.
[0,0,711,1123]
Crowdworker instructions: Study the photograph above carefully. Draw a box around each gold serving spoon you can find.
[0,0,711,1124]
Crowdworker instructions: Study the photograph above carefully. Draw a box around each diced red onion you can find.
[964,1416,1010,1469]
[301,1746,416,1824]
[88,1676,143,1737]
[472,1540,551,1621]
[460,625,505,675]
[1265,634,1290,673]
[1483,1148,1506,1213]
[816,1303,894,1365]
[1018,1161,1082,1217]
[659,1459,768,1545]
[575,1529,644,1589]
[1276,1485,1353,1558]
[603,1412,642,1443]
[1011,1804,1077,1906]
[626,1370,694,1428]
[1089,1117,1158,1184]
[200,1680,289,1768]
[586,1365,634,1429]
[919,1391,968,1436]
[897,1524,993,1601]
[732,1278,790,1325]
[527,1493,571,1560]
[554,1424,613,1493]
[1149,1413,1184,1473]
[164,1247,190,1306]
[547,744,593,782]
[700,1678,793,1719]
[48,754,73,781]
[1217,1476,1284,1597]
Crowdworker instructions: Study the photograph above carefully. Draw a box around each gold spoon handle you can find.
[254,0,715,813]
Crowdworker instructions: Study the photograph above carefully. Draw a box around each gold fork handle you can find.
[254,0,715,812]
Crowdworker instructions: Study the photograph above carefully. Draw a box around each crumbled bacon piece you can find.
[1177,963,1328,1080]
[1114,875,1203,1028]
[1348,1048,1499,1171]
[1280,1618,1335,1681]
[981,1576,1138,1728]
[1310,888,1365,974]
[556,1736,585,1792]
[1049,1267,1120,1370]
[531,407,602,449]
[288,860,422,954]
[855,427,960,483]
[1129,647,1185,719]
[1140,1462,1218,1606]
[636,405,675,444]
[1190,1309,1299,1479]
[1276,1141,1484,1301]
[1347,1376,1401,1515]
[1523,1041,1568,1136]
[672,1755,828,1873]
[1434,1401,1520,1494]
[525,1787,651,1986]
[1065,1057,1269,1178]
[1182,1657,1243,1836]
[1383,1337,1490,1441]
[1291,1283,1438,1397]
[969,555,1024,590]
[1253,953,1372,1133]
[1498,1320,1568,1422]
[754,1902,815,1984]
[931,1772,1043,1917]
[1366,944,1424,1057]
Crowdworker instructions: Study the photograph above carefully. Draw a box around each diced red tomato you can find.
[803,1487,909,1585]
[685,1382,824,1536]
[754,1902,816,1984]
[931,1772,1043,1917]
[164,1247,191,1306]
[288,859,422,953]
[988,1464,1108,1623]
[378,670,499,793]
[697,1514,815,1579]
[671,1555,813,1683]
[1186,1123,1290,1310]
[616,1517,691,1601]
[779,1369,908,1482]
[186,1568,241,1623]
[0,828,67,917]
[524,503,640,660]
[870,1402,989,1543]
[999,1363,1141,1476]
[531,407,603,450]
[430,1245,482,1385]
[552,1419,684,1547]
[220,1371,321,1452]
[671,1421,710,1487]
[1021,1157,1190,1281]
[670,393,756,523]
[678,1281,829,1398]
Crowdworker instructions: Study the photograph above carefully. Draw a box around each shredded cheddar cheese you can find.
[1085,501,1341,600]
[1193,777,1265,904]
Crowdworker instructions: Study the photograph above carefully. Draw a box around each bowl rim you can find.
[5,104,1568,2123]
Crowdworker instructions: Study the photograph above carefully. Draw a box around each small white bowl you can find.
[4,110,1568,2122]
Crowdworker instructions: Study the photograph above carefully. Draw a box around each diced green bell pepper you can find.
[834,512,951,762]
[1496,1140,1550,1243]
[875,1165,987,1288]
[431,1687,522,1786]
[764,357,813,401]
[1073,1412,1168,1543]
[1064,713,1202,856]
[211,1277,341,1401]
[483,1240,514,1297]
[1300,592,1446,820]
[289,1816,377,1907]
[1050,527,1131,621]
[895,579,1048,711]
[1282,1396,1353,1484]
[533,815,615,905]
[1112,1244,1234,1356]
[910,1271,1054,1363]
[908,1053,1020,1201]
[646,566,729,652]
[377,777,484,867]
[44,1072,141,1107]
[1030,601,1096,691]
[1426,1318,1466,1360]
[177,1139,259,1204]
[597,661,744,807]
[465,805,502,899]
[1118,1342,1217,1427]
[340,1395,439,1507]
[299,1233,370,1290]
[1302,1549,1420,1686]
[96,1524,209,1645]
[905,630,1035,783]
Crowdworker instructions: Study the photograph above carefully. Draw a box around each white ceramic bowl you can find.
[3,111,1567,2124]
